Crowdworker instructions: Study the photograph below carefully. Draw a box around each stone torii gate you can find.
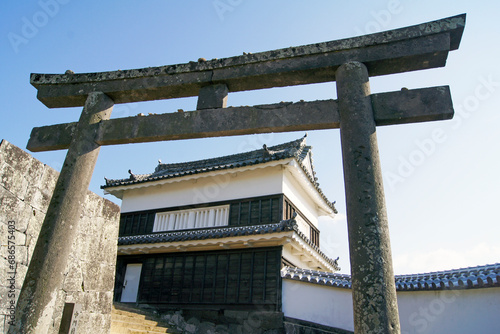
[16,14,465,333]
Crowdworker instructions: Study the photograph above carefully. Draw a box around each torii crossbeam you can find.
[16,14,465,334]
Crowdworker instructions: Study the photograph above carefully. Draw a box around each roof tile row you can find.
[281,263,500,291]
[118,218,340,271]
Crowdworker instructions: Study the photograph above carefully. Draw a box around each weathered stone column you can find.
[336,61,400,334]
[11,92,114,333]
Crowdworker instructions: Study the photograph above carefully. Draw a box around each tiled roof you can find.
[282,267,352,288]
[281,263,500,291]
[102,135,337,214]
[118,218,340,271]
[119,219,296,245]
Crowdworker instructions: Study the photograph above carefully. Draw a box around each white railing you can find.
[153,205,230,232]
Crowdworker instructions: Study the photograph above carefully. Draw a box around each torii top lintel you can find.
[30,14,465,109]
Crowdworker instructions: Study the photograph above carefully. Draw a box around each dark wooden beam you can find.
[30,15,465,108]
[27,86,453,152]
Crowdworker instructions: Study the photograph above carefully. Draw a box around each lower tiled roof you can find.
[282,263,500,291]
[118,219,340,271]
[119,219,296,245]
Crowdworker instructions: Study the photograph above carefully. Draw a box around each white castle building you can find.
[103,135,500,333]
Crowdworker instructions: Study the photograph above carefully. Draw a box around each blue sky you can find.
[1,1,499,274]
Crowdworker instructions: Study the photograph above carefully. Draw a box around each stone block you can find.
[98,265,116,292]
[0,286,10,311]
[19,247,30,267]
[0,223,8,247]
[30,166,58,212]
[82,291,113,314]
[64,291,84,305]
[13,201,34,234]
[253,311,284,330]
[196,84,229,110]
[0,162,29,201]
[0,188,28,232]
[71,224,92,261]
[63,260,83,292]
[25,209,46,246]
[197,321,216,333]
[100,199,121,222]
[215,324,230,334]
[82,262,101,291]
[27,182,53,213]
[187,316,200,327]
[14,265,27,290]
[0,256,12,283]
[21,161,46,207]
[12,230,26,247]
[184,323,197,334]
[97,235,117,265]
[81,313,110,334]
[84,192,104,219]
[228,323,244,334]
[78,213,100,237]
[224,309,249,323]
[0,140,33,176]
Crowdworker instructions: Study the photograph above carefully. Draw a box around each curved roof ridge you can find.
[102,134,336,214]
[102,135,308,188]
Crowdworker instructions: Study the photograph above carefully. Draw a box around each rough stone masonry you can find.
[0,139,120,334]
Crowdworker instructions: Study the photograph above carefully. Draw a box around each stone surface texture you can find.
[337,62,400,333]
[196,84,229,110]
[28,86,453,153]
[29,14,465,108]
[0,139,120,333]
[12,92,115,333]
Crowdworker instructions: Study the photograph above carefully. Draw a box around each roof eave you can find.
[285,159,336,218]
[103,158,292,197]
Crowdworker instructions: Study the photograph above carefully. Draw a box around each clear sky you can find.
[1,1,499,275]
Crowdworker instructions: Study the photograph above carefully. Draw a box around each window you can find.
[119,212,155,237]
[153,205,229,232]
[229,196,281,226]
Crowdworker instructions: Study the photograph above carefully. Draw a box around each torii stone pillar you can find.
[11,92,114,333]
[337,62,399,333]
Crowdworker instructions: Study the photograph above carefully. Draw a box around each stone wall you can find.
[0,139,120,333]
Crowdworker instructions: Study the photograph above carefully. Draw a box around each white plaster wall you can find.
[282,168,320,228]
[282,280,354,331]
[282,280,500,334]
[121,166,283,213]
[397,288,500,334]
